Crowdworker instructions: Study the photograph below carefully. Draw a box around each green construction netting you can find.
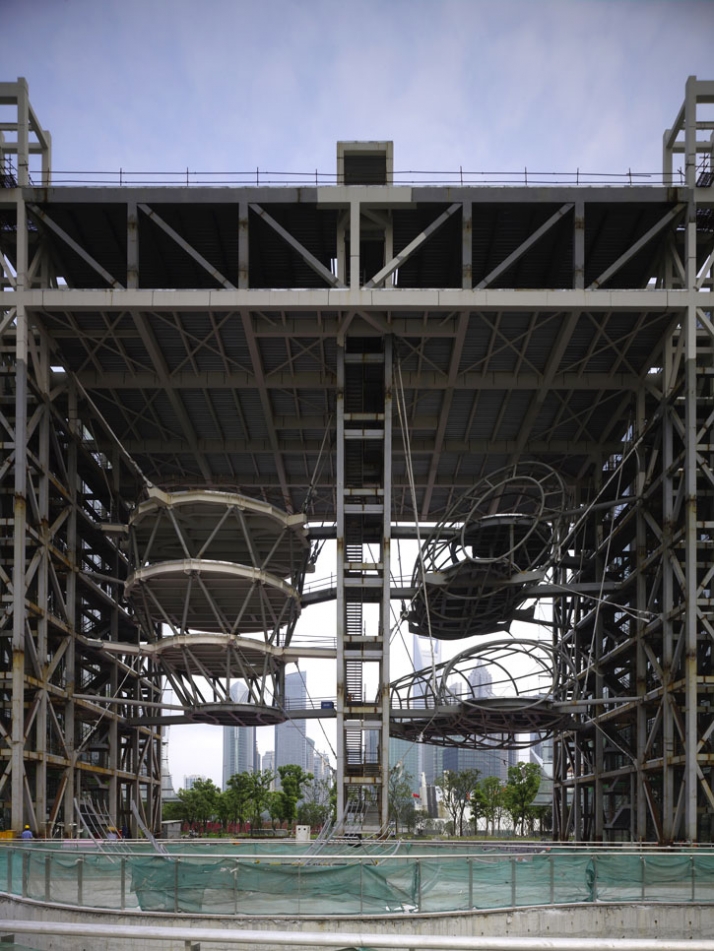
[2,843,714,915]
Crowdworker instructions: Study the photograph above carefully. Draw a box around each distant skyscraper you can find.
[389,737,421,797]
[262,751,275,777]
[442,663,511,782]
[305,736,316,774]
[274,671,310,787]
[161,734,178,801]
[222,683,259,788]
[313,750,332,783]
[183,774,205,790]
[442,745,508,782]
[468,659,494,698]
[413,634,443,786]
[413,634,441,678]
[530,733,553,805]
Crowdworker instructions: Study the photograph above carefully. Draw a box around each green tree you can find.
[529,803,552,836]
[224,772,254,832]
[175,777,220,832]
[296,799,329,829]
[388,765,416,835]
[502,762,541,836]
[472,775,505,836]
[297,775,334,829]
[266,790,286,830]
[436,769,480,836]
[242,769,275,831]
[162,799,184,823]
[277,764,313,828]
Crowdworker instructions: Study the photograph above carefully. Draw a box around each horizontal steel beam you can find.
[18,288,695,311]
[76,370,641,390]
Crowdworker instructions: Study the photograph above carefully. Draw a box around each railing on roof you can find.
[0,160,706,188]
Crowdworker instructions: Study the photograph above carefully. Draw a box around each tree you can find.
[436,769,480,836]
[267,790,286,830]
[297,775,334,829]
[224,771,254,832]
[388,765,417,835]
[277,764,313,828]
[238,769,274,831]
[472,775,505,836]
[162,799,184,823]
[502,762,541,836]
[175,777,220,832]
[529,804,552,836]
[296,799,330,829]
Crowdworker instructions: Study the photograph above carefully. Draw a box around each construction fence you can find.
[2,842,714,916]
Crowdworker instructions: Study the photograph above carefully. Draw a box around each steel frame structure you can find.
[1,76,714,841]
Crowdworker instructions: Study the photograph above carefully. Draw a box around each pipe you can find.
[3,921,714,951]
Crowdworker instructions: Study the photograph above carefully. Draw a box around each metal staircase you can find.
[336,336,393,834]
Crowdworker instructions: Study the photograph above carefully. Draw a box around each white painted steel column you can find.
[238,202,249,288]
[350,199,360,289]
[635,389,648,841]
[127,201,138,288]
[661,330,675,841]
[16,78,29,187]
[462,201,472,289]
[380,336,393,829]
[335,345,346,822]
[35,331,51,835]
[574,201,585,290]
[63,380,79,829]
[11,192,28,831]
[684,292,698,842]
[683,76,699,838]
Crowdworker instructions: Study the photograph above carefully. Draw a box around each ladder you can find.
[335,336,393,833]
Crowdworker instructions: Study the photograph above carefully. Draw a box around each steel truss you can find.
[125,487,312,727]
[0,314,162,836]
[0,77,713,841]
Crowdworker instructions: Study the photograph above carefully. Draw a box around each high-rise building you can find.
[305,736,316,774]
[262,751,275,778]
[442,663,512,783]
[274,671,310,787]
[161,735,178,801]
[312,750,332,783]
[222,683,259,788]
[530,734,554,805]
[389,737,421,797]
[412,635,443,786]
[183,774,205,790]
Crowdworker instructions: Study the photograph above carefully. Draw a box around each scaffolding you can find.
[1,76,714,842]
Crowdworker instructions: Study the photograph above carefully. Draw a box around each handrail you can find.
[0,164,689,188]
[3,919,714,950]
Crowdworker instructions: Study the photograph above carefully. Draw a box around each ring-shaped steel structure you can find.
[390,637,577,748]
[410,464,565,639]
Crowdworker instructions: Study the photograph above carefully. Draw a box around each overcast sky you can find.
[5,0,714,179]
[4,0,713,788]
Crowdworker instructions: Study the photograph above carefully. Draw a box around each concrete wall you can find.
[2,895,714,951]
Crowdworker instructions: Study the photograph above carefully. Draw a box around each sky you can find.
[3,0,713,788]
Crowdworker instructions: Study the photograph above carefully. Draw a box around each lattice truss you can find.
[0,316,162,837]
[551,309,714,844]
[0,77,714,841]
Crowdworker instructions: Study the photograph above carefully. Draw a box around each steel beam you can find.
[365,202,460,288]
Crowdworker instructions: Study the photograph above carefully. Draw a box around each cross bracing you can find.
[1,77,714,841]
